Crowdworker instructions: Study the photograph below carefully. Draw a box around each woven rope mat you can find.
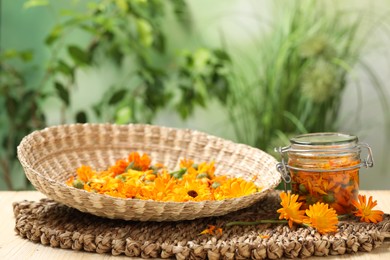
[13,191,390,259]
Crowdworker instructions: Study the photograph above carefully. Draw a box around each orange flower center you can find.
[362,206,372,217]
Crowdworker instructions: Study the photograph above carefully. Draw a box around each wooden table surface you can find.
[0,190,389,260]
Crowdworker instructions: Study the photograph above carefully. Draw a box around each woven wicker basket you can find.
[17,123,281,221]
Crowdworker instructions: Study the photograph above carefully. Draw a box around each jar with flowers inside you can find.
[276,132,374,214]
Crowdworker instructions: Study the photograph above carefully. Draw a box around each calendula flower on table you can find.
[304,202,338,234]
[259,234,270,239]
[277,192,307,228]
[352,195,384,223]
[199,225,222,235]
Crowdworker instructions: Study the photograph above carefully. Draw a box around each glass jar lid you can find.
[290,132,358,146]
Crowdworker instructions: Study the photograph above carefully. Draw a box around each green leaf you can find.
[115,107,132,124]
[21,90,35,103]
[115,0,128,12]
[2,49,33,62]
[2,49,18,59]
[6,96,17,118]
[92,103,102,117]
[75,111,87,123]
[54,82,70,106]
[68,45,89,65]
[23,0,49,9]
[108,89,127,105]
[57,60,74,77]
[45,25,63,46]
[125,161,141,171]
[213,49,231,62]
[80,24,98,34]
[153,32,165,53]
[170,0,191,28]
[211,182,221,189]
[193,48,211,73]
[170,168,187,179]
[20,51,33,61]
[196,173,208,179]
[136,18,153,47]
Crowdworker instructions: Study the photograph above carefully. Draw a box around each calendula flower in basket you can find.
[66,152,262,202]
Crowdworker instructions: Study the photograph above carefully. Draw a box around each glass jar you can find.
[276,133,374,214]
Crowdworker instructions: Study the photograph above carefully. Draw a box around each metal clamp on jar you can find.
[275,132,374,214]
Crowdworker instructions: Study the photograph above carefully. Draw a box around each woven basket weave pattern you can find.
[17,124,281,221]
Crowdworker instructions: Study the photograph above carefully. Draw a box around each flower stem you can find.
[337,214,352,220]
[226,220,288,227]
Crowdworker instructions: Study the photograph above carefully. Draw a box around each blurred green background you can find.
[1,0,390,190]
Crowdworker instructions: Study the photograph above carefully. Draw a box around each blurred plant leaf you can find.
[75,111,88,123]
[115,107,132,124]
[170,0,192,28]
[1,49,33,62]
[6,96,17,118]
[136,18,153,47]
[56,60,74,78]
[108,89,127,105]
[23,0,49,9]
[20,51,33,62]
[54,82,70,106]
[45,25,63,46]
[115,0,128,13]
[68,45,89,65]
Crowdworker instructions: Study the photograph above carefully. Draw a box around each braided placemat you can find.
[13,191,390,259]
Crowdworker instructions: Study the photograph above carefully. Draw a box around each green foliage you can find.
[0,51,46,190]
[176,48,232,118]
[225,1,390,155]
[39,0,231,124]
[0,0,231,190]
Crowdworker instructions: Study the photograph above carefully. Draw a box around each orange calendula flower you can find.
[138,171,176,201]
[173,179,213,202]
[214,178,258,200]
[109,159,128,176]
[304,202,338,234]
[351,195,384,223]
[66,176,74,186]
[199,225,222,235]
[76,165,94,182]
[197,161,216,178]
[66,152,260,201]
[277,192,306,228]
[179,158,194,169]
[128,152,151,171]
